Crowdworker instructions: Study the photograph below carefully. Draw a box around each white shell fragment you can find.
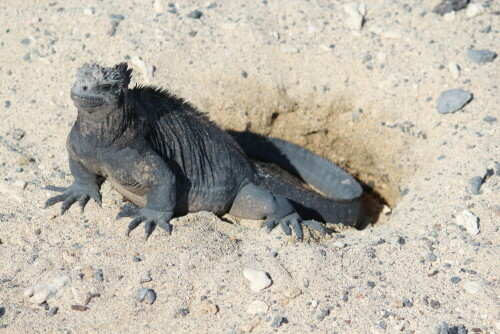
[131,56,155,83]
[246,299,269,314]
[343,2,366,31]
[466,3,484,18]
[243,269,272,292]
[24,276,71,304]
[455,210,479,235]
[447,62,460,80]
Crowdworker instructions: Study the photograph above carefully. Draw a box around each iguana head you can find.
[71,63,132,112]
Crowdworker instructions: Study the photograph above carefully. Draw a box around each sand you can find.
[0,0,498,333]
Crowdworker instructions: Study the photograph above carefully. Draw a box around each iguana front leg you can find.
[45,157,104,214]
[112,150,176,239]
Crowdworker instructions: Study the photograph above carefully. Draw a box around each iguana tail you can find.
[228,131,363,226]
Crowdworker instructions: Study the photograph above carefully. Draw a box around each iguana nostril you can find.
[82,86,88,91]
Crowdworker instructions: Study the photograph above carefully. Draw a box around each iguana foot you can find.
[125,208,173,240]
[265,213,328,240]
[45,184,101,214]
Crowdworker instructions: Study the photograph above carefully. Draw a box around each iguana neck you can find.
[74,99,133,147]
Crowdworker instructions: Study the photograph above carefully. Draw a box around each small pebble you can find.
[243,269,272,292]
[0,306,4,318]
[271,315,287,328]
[466,3,484,17]
[24,276,71,304]
[13,180,27,189]
[20,38,30,45]
[317,308,330,320]
[47,307,58,316]
[343,2,366,31]
[71,305,88,311]
[196,299,218,316]
[430,300,441,309]
[332,241,346,249]
[397,236,406,245]
[187,10,203,19]
[467,49,497,63]
[463,281,480,294]
[402,298,413,307]
[447,62,460,79]
[136,288,156,305]
[23,52,31,61]
[378,321,387,330]
[483,116,497,123]
[427,252,437,262]
[455,210,479,235]
[131,56,155,83]
[109,14,125,20]
[367,281,376,288]
[433,0,469,15]
[450,276,461,284]
[95,269,104,282]
[469,176,483,195]
[246,300,268,315]
[436,88,472,114]
[179,308,189,316]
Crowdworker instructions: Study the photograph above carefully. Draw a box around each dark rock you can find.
[367,281,376,288]
[450,276,461,284]
[271,315,288,328]
[23,52,31,61]
[436,321,468,334]
[397,236,406,245]
[188,30,197,37]
[468,49,497,63]
[179,308,189,316]
[378,321,387,330]
[5,101,11,108]
[433,0,469,16]
[0,306,5,317]
[437,88,472,114]
[20,38,30,45]
[187,10,203,19]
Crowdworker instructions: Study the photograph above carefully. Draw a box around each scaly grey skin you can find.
[45,62,363,240]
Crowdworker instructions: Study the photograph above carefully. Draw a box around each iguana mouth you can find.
[70,91,104,109]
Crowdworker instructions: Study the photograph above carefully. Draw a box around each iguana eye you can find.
[102,84,112,91]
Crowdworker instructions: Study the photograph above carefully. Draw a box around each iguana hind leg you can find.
[229,183,327,240]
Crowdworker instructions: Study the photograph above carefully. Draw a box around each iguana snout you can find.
[70,62,131,110]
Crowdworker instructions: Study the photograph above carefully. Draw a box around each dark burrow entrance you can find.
[203,84,414,228]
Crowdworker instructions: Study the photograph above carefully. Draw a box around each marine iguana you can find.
[45,62,363,240]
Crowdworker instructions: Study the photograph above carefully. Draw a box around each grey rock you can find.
[47,307,58,316]
[367,281,376,288]
[437,88,472,114]
[109,14,125,20]
[271,315,287,328]
[179,308,189,316]
[427,252,437,262]
[23,52,31,61]
[435,321,468,334]
[433,0,469,15]
[468,49,497,63]
[187,10,203,19]
[402,298,413,307]
[450,276,461,284]
[137,288,156,305]
[20,38,30,45]
[0,306,4,318]
[378,321,387,330]
[469,176,483,195]
[483,115,497,123]
[430,300,441,309]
